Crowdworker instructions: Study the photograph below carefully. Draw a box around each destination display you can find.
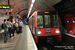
[0,5,11,9]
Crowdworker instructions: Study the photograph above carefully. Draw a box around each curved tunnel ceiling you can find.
[10,0,29,16]
[17,9,28,14]
[0,0,61,18]
[0,0,29,17]
[30,0,61,15]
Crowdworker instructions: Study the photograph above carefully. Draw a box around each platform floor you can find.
[0,25,38,50]
[14,25,37,50]
[0,33,20,50]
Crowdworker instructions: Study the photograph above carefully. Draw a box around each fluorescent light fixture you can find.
[27,0,35,18]
[27,13,29,18]
[29,8,32,11]
[32,0,35,3]
[27,10,31,18]
[29,11,30,13]
[30,4,33,7]
[29,11,30,14]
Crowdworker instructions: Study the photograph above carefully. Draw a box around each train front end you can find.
[35,11,61,43]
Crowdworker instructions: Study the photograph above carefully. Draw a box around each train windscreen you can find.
[37,15,43,28]
[44,15,51,28]
[37,11,59,28]
[52,15,59,28]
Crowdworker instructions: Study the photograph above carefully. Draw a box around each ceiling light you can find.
[29,8,32,11]
[27,0,35,18]
[32,0,35,3]
[30,4,33,7]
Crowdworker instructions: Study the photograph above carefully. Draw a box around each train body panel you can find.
[37,28,60,35]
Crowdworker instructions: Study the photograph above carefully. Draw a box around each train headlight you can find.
[55,30,60,34]
[37,31,42,34]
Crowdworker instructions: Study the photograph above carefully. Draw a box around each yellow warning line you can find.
[27,27,30,50]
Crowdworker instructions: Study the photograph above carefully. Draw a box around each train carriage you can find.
[29,10,61,43]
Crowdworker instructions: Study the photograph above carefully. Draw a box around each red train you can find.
[29,10,61,43]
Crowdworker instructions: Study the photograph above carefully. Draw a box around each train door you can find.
[32,16,35,34]
[30,18,32,30]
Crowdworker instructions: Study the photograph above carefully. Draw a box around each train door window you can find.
[37,15,43,28]
[29,19,30,27]
[32,16,35,34]
[44,15,51,28]
[32,16,34,28]
[30,18,32,30]
[52,15,59,28]
[31,17,33,30]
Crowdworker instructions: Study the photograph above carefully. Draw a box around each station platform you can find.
[0,25,38,50]
[0,32,20,50]
[14,25,38,50]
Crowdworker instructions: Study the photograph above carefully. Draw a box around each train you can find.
[29,10,61,43]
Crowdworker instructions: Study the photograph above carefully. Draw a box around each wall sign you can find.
[0,5,11,9]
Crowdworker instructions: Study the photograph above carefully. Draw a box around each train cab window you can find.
[37,15,43,28]
[44,15,51,28]
[52,15,59,28]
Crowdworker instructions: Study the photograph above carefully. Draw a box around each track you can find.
[36,39,51,50]
[36,38,74,50]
